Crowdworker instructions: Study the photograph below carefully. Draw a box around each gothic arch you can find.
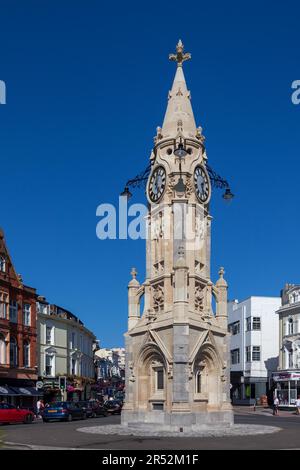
[135,342,168,411]
[192,343,223,406]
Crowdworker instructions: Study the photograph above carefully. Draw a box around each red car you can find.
[0,403,34,424]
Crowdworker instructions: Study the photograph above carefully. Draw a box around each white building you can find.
[37,297,96,402]
[94,347,125,380]
[273,284,300,406]
[228,296,281,404]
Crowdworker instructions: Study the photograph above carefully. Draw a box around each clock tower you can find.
[122,41,233,431]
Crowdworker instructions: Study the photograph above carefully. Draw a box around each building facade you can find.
[122,41,233,431]
[273,284,300,406]
[94,347,125,398]
[0,229,40,407]
[37,297,96,402]
[228,296,280,404]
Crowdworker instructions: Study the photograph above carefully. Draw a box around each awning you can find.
[0,385,19,396]
[11,387,43,396]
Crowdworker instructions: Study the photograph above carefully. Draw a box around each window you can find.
[37,302,49,315]
[71,332,76,349]
[9,300,18,323]
[0,334,6,365]
[195,371,202,394]
[231,349,240,365]
[246,346,251,362]
[246,317,261,331]
[71,357,77,375]
[228,321,240,335]
[0,256,6,272]
[23,341,30,368]
[10,337,18,366]
[45,354,54,376]
[252,317,261,330]
[252,346,261,361]
[288,318,294,335]
[156,369,164,390]
[46,325,53,345]
[0,292,8,319]
[288,350,293,368]
[23,304,31,326]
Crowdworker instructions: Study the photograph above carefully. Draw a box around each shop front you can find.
[273,371,300,406]
[0,383,42,410]
[42,379,62,404]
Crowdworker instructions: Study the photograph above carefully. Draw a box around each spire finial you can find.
[131,267,137,279]
[169,40,191,67]
[218,267,225,278]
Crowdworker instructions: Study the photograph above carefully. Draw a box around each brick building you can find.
[0,228,40,407]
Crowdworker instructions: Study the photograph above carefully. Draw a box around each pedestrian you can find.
[36,399,45,418]
[273,396,279,416]
[295,396,300,415]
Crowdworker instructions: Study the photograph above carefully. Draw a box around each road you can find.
[0,409,300,450]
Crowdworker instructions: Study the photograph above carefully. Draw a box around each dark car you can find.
[43,401,87,422]
[104,399,123,415]
[78,400,108,418]
[0,403,35,424]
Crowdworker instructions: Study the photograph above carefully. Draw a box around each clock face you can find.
[194,165,210,203]
[148,166,166,203]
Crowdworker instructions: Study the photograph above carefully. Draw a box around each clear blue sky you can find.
[0,1,299,347]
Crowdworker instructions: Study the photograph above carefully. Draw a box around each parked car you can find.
[103,399,123,415]
[0,403,34,424]
[43,401,87,422]
[78,400,108,418]
[114,391,125,403]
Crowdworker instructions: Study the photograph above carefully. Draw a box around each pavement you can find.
[0,409,300,450]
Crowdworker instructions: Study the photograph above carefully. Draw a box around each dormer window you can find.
[0,256,6,273]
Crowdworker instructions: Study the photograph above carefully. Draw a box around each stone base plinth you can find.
[121,409,234,432]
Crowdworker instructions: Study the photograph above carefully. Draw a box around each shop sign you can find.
[273,372,300,381]
[0,387,8,394]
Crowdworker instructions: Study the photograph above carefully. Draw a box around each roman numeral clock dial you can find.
[194,165,211,204]
[148,166,166,203]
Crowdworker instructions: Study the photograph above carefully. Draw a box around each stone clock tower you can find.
[122,41,233,431]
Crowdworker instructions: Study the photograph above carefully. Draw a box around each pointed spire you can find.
[162,40,196,139]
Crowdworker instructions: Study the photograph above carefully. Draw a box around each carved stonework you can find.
[129,361,135,382]
[153,283,164,312]
[185,175,193,197]
[195,216,204,240]
[167,176,176,196]
[195,283,204,312]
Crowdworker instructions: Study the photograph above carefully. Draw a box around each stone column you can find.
[128,268,140,330]
[172,249,190,420]
[215,267,228,329]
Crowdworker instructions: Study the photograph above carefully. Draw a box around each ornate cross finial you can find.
[131,267,137,279]
[169,39,191,67]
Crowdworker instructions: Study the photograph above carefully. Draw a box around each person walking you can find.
[295,396,300,415]
[36,399,45,418]
[273,396,279,416]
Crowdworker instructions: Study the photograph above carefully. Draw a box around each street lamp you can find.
[222,187,234,202]
[174,138,187,193]
[120,186,132,200]
[174,138,188,158]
